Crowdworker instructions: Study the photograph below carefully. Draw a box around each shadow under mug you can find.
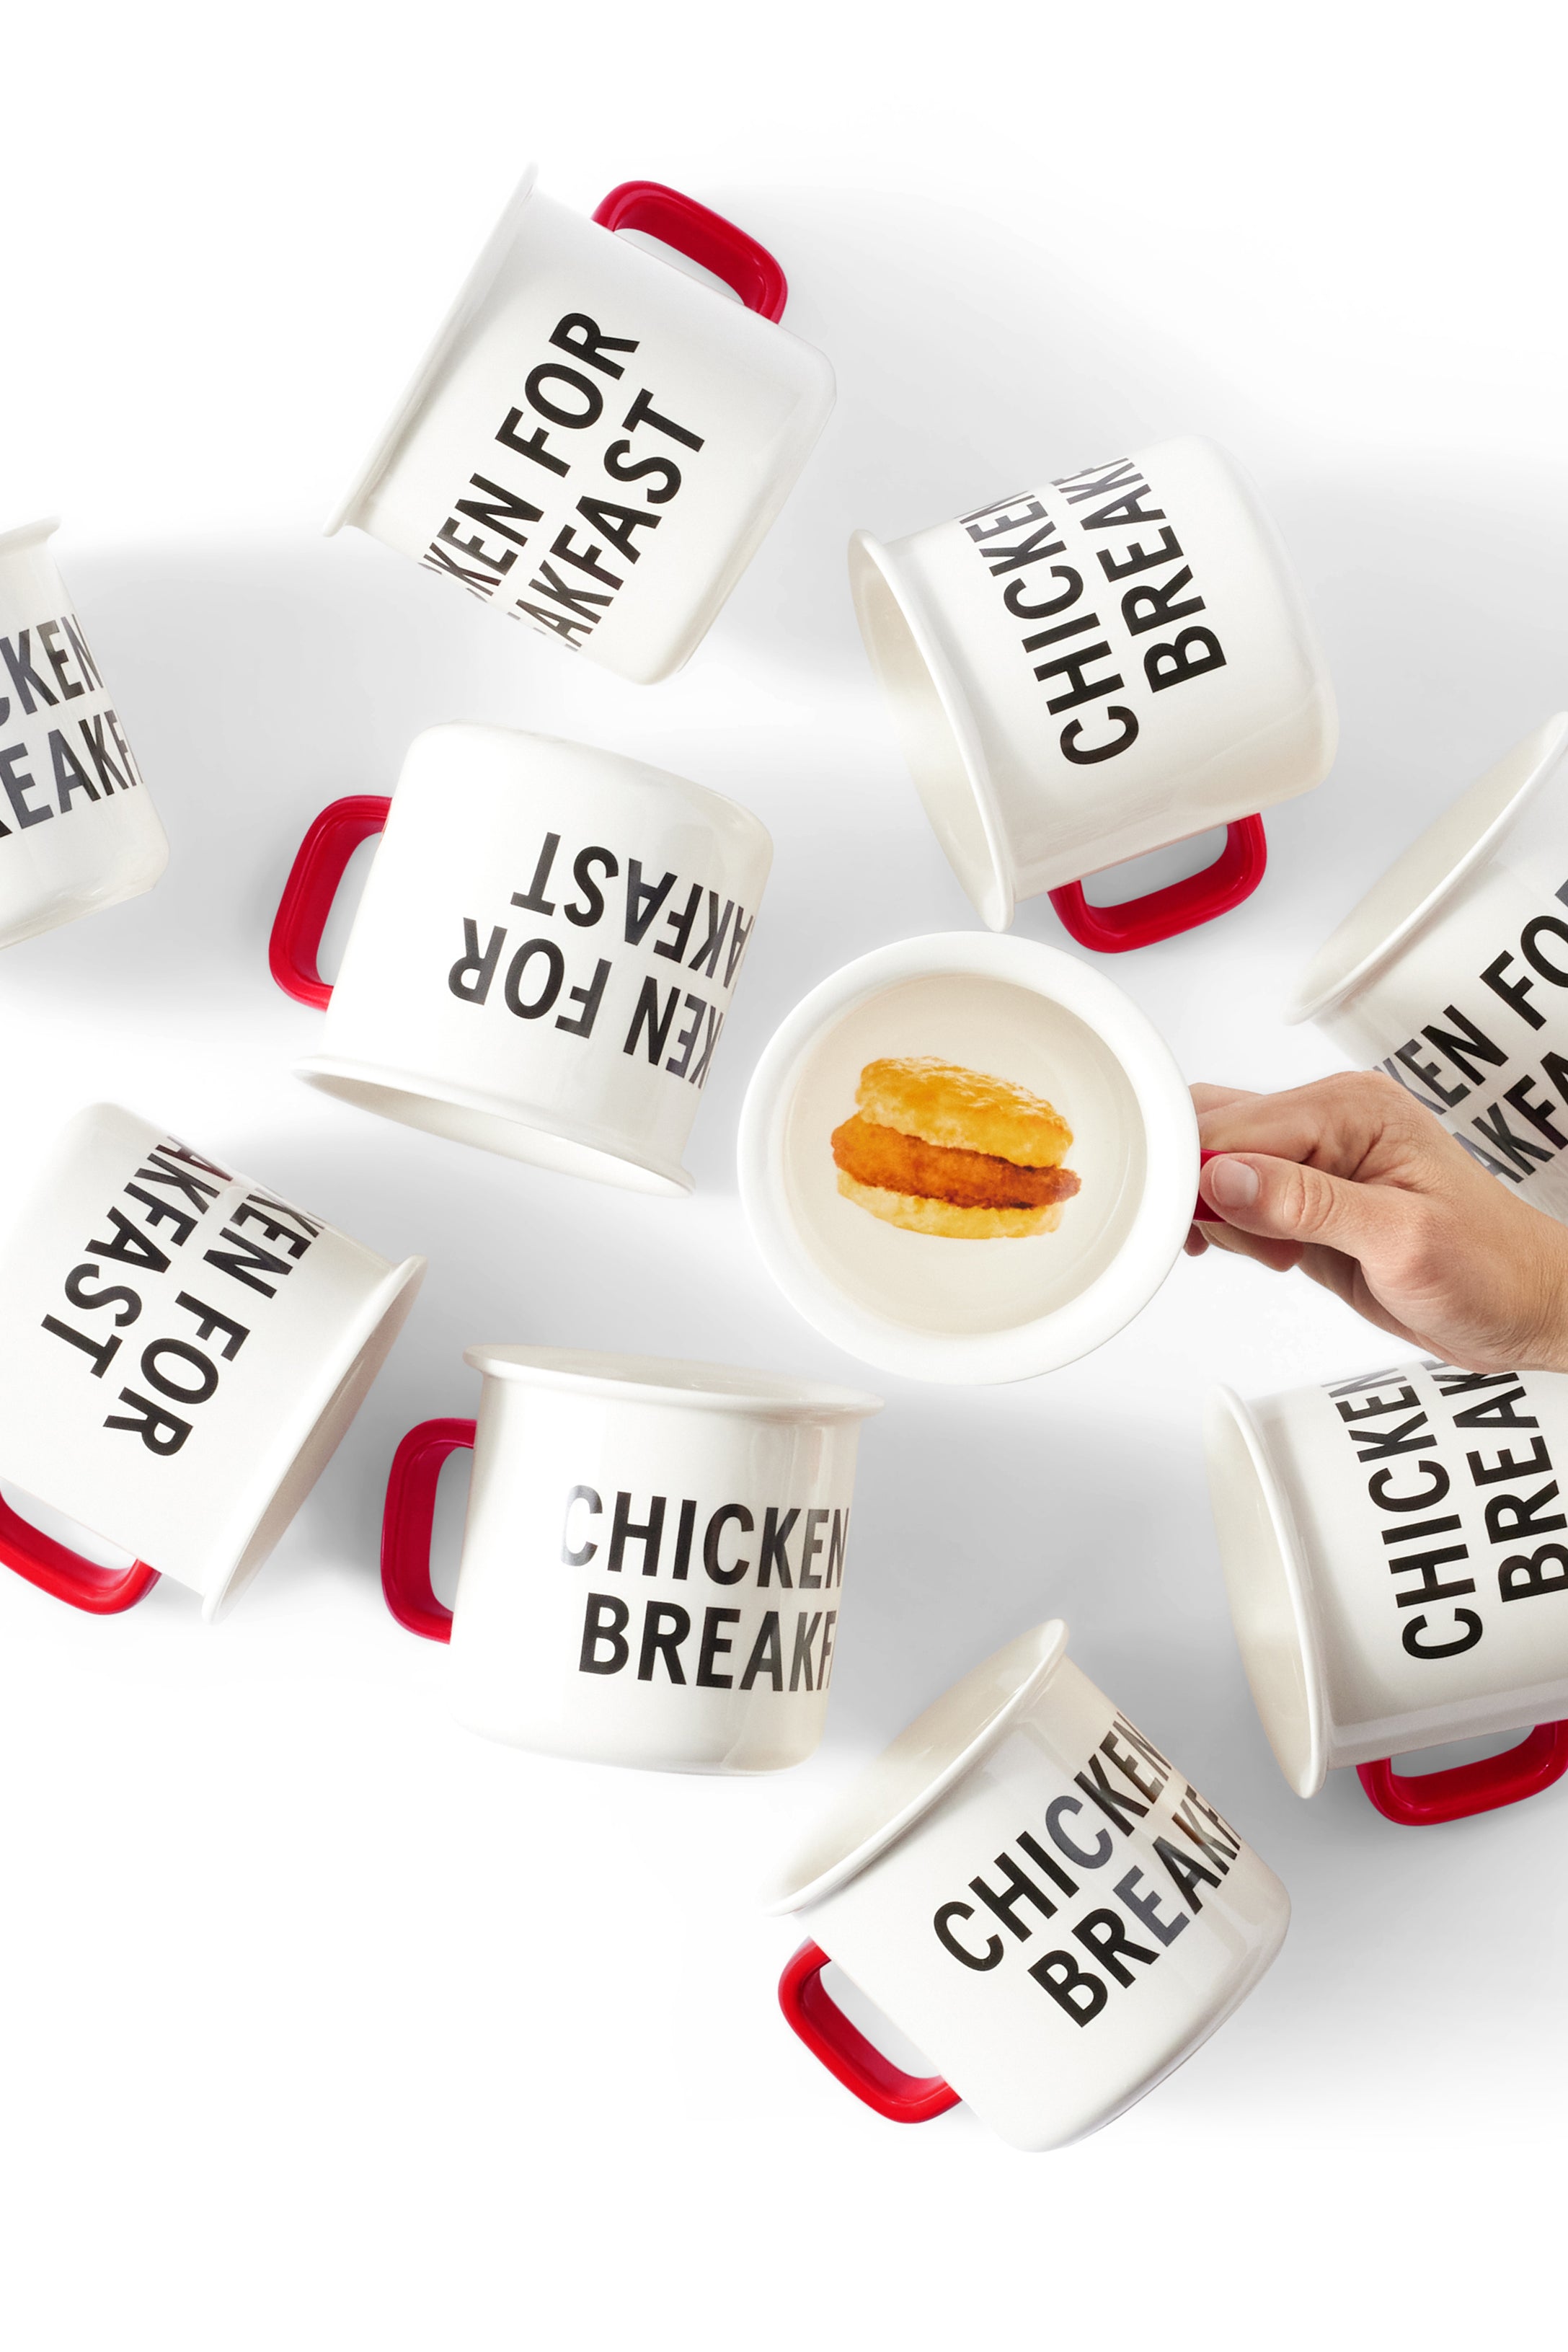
[0,1103,423,1622]
[380,1345,881,1773]
[1206,1359,1568,1826]
[0,518,167,952]
[268,723,771,1193]
[765,1622,1288,2151]
[849,437,1336,948]
[327,169,835,684]
[1288,713,1568,1221]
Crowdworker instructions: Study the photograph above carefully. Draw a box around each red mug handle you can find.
[0,1487,158,1615]
[1049,814,1268,953]
[380,1418,476,1644]
[1357,1722,1568,1826]
[778,1941,960,2125]
[1194,1144,1223,1226]
[268,795,391,1009]
[593,181,789,323]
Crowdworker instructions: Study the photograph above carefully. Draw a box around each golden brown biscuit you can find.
[836,1171,1066,1239]
[831,1115,1081,1212]
[855,1057,1073,1167]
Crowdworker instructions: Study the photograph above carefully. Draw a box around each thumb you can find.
[1198,1150,1410,1260]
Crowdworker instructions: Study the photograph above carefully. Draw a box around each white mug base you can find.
[202,1253,425,1622]
[296,1056,694,1197]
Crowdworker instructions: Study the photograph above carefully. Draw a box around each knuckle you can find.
[1347,1068,1414,1130]
[1284,1165,1337,1242]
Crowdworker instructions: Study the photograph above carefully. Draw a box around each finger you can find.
[1195,1219,1304,1275]
[1190,1082,1261,1115]
[1196,1070,1432,1181]
[1198,1146,1423,1262]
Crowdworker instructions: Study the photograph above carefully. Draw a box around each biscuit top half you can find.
[854,1057,1073,1168]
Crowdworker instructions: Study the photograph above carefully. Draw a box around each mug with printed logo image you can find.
[269,725,771,1194]
[849,438,1336,948]
[328,169,835,684]
[1288,714,1568,1219]
[0,520,168,950]
[738,931,1198,1383]
[767,1622,1288,2151]
[1207,1356,1568,1826]
[380,1347,881,1772]
[0,1104,424,1621]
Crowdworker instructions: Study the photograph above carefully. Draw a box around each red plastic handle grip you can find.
[778,1941,960,2125]
[1357,1721,1568,1826]
[268,795,391,1009]
[593,180,789,322]
[380,1418,476,1643]
[1049,815,1267,954]
[0,1487,158,1615]
[1194,1145,1223,1226]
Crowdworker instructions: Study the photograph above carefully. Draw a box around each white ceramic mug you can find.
[849,438,1336,947]
[767,1622,1288,2151]
[1207,1356,1568,1825]
[1288,714,1568,1221]
[381,1348,881,1773]
[270,725,771,1195]
[328,170,835,684]
[738,932,1198,1382]
[0,1105,424,1620]
[0,519,168,950]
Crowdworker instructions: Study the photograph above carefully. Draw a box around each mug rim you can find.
[1205,1384,1329,1796]
[296,1056,699,1197]
[202,1250,427,1622]
[736,930,1199,1383]
[0,516,61,561]
[1285,711,1568,1025]
[462,1342,882,1420]
[848,529,1016,931]
[761,1619,1071,1914]
[325,163,541,539]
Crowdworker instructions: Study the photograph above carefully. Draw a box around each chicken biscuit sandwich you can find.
[830,1056,1081,1239]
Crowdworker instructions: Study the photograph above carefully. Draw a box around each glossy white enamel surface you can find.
[0,521,167,950]
[1288,717,1568,1221]
[1207,1362,1568,1794]
[331,174,835,684]
[767,1625,1288,2151]
[439,1347,880,1772]
[0,1104,423,1617]
[850,438,1335,927]
[297,725,771,1193]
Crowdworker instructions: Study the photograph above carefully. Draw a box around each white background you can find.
[3,4,1566,2345]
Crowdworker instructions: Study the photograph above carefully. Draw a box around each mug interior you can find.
[781,971,1148,1343]
[762,1620,1069,1914]
[1203,1389,1324,1797]
[1288,713,1568,1022]
[849,534,1011,930]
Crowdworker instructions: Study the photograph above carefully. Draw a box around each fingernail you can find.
[1209,1157,1260,1210]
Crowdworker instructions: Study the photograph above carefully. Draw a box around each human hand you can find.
[1188,1071,1568,1374]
